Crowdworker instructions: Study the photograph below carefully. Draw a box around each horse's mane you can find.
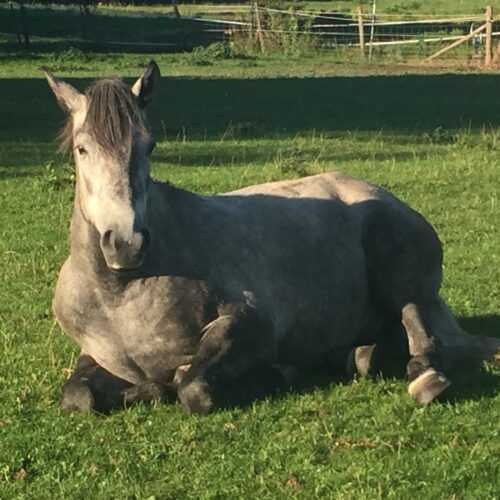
[59,78,148,153]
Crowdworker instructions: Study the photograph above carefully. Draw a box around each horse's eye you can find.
[76,146,87,155]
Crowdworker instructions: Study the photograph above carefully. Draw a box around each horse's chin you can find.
[107,258,145,274]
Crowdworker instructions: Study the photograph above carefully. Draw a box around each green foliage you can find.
[45,47,101,71]
[43,161,75,190]
[265,9,316,55]
[187,42,235,66]
[386,1,423,14]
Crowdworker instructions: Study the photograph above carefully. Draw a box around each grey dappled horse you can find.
[45,62,500,414]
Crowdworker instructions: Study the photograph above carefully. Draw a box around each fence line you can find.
[353,32,500,47]
[185,8,497,33]
[180,14,496,32]
[255,6,488,23]
[312,17,488,28]
[188,17,250,27]
[176,4,490,21]
[4,2,500,65]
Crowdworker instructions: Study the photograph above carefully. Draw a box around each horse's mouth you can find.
[108,260,145,273]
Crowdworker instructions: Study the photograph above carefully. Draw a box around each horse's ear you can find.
[131,60,160,108]
[44,69,85,113]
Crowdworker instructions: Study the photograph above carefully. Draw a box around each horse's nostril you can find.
[102,229,115,249]
[101,227,148,271]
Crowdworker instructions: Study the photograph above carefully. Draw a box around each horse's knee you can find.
[61,379,95,412]
[177,377,214,414]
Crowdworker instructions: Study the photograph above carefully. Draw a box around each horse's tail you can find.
[431,297,500,368]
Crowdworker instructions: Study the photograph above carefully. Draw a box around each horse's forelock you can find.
[85,79,147,153]
[59,78,148,153]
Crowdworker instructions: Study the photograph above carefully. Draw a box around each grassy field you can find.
[0,54,499,497]
[4,49,500,81]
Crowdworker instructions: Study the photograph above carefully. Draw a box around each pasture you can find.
[1,58,500,497]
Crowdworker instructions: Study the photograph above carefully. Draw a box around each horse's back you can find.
[228,171,383,204]
[229,171,437,243]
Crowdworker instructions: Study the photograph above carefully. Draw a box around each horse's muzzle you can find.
[100,227,150,271]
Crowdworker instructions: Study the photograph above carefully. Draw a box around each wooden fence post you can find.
[172,0,181,19]
[19,1,30,48]
[10,2,21,45]
[249,0,255,40]
[485,5,493,66]
[368,0,377,59]
[493,39,500,65]
[357,7,365,58]
[253,1,265,53]
[79,3,88,41]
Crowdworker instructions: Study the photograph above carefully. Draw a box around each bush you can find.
[187,42,234,66]
[44,47,104,71]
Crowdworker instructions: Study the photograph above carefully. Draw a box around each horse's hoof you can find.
[347,344,380,378]
[178,377,214,414]
[61,381,95,412]
[408,368,451,405]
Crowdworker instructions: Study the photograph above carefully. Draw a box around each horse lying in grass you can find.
[45,62,500,414]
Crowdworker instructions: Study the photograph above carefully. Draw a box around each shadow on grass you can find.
[0,169,43,181]
[439,314,500,403]
[286,314,500,407]
[1,4,220,52]
[1,74,500,145]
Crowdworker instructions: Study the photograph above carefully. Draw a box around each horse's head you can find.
[45,62,160,272]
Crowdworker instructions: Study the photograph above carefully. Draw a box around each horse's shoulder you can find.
[53,257,105,340]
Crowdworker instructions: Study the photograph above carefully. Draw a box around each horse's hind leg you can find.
[402,298,500,403]
[361,204,452,404]
[363,204,500,404]
[402,301,451,405]
[62,352,132,413]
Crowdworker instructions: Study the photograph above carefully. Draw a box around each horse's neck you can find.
[148,182,210,279]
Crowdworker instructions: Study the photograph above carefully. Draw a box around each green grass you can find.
[1,66,499,497]
[4,49,499,81]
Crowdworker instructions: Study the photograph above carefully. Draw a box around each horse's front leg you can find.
[177,304,291,414]
[63,352,178,412]
[61,352,132,413]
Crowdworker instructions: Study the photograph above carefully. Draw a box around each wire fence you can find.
[2,1,500,63]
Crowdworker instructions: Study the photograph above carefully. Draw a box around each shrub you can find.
[187,42,235,66]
